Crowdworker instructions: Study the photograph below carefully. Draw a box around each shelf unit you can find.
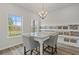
[40,24,79,47]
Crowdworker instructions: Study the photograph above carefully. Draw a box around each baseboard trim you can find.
[0,42,23,51]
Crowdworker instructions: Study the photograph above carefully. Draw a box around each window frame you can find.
[7,15,23,38]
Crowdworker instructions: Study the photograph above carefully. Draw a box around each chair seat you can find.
[43,34,58,54]
[22,35,40,55]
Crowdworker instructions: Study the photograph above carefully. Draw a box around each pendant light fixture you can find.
[38,3,48,19]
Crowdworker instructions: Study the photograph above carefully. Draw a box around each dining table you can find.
[22,32,58,55]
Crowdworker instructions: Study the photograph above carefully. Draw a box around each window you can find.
[31,20,38,32]
[8,15,22,37]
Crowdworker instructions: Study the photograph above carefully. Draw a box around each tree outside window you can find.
[8,16,22,37]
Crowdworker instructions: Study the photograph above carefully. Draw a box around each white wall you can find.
[1,4,79,50]
[0,4,37,50]
[41,4,79,26]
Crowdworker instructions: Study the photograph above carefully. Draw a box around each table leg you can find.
[40,42,43,55]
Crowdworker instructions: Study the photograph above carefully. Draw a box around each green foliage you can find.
[8,17,13,25]
[8,16,21,37]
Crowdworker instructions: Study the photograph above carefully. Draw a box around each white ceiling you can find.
[16,3,78,14]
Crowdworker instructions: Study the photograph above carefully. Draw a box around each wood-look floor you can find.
[0,43,79,55]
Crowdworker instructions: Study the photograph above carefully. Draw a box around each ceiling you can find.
[16,3,78,14]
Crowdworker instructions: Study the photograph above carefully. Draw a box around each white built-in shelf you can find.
[58,40,79,47]
[40,29,79,32]
[58,35,79,47]
[40,24,79,47]
[59,35,79,39]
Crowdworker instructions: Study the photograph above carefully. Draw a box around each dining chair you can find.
[43,33,58,54]
[22,35,40,55]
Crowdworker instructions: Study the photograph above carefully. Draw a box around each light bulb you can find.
[38,10,48,19]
